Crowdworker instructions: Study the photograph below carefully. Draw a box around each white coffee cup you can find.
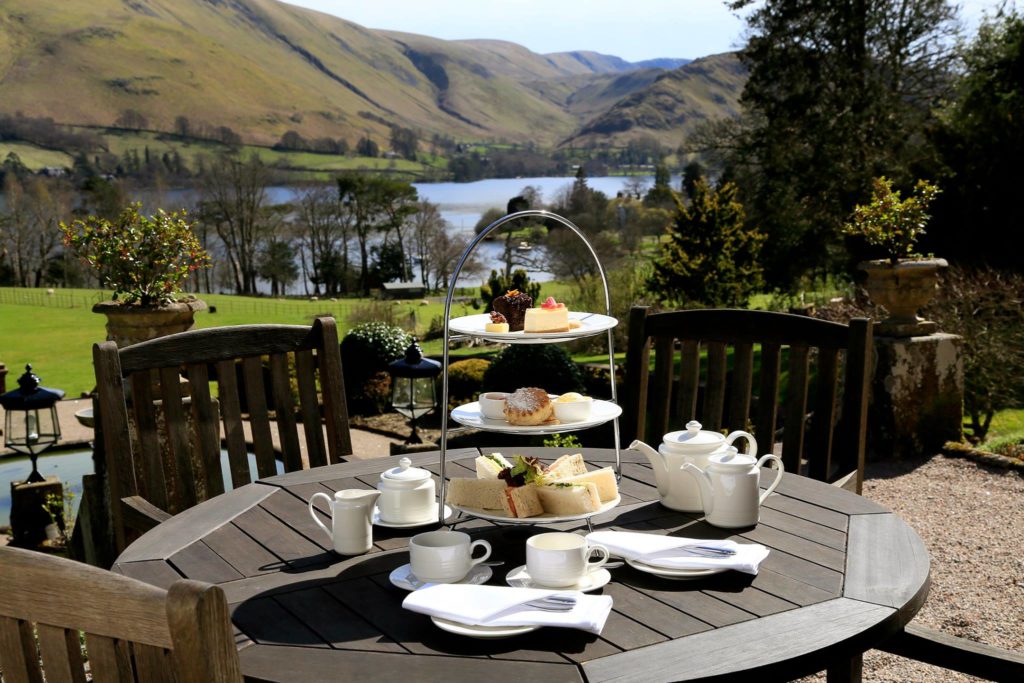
[526,532,610,587]
[409,530,492,584]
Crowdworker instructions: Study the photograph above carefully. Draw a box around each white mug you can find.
[526,532,610,587]
[409,530,492,583]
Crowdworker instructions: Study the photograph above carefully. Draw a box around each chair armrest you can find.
[120,495,172,534]
[879,623,1024,682]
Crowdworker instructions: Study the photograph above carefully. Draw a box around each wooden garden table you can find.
[114,447,930,682]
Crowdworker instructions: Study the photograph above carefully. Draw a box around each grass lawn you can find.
[0,280,578,397]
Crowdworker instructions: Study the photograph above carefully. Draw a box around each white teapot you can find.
[682,449,784,528]
[630,420,757,512]
[376,457,437,525]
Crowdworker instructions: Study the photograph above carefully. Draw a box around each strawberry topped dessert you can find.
[524,296,571,333]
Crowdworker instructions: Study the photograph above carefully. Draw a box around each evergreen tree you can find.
[644,164,675,207]
[928,8,1024,269]
[726,0,958,289]
[648,179,765,308]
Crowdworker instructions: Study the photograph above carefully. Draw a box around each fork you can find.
[519,594,578,612]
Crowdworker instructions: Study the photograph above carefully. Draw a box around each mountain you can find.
[566,52,746,148]
[0,0,741,151]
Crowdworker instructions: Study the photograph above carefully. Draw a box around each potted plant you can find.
[61,203,211,347]
[842,176,947,336]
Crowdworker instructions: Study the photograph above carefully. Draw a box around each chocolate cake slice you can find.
[491,289,532,331]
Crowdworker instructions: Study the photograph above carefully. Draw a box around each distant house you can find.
[381,281,426,299]
[38,166,67,177]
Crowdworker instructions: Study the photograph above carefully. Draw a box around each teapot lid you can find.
[380,457,431,483]
[706,449,756,470]
[662,421,727,453]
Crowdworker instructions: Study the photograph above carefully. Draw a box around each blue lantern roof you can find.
[0,365,65,410]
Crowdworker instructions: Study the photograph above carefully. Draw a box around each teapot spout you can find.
[681,463,713,516]
[629,440,670,497]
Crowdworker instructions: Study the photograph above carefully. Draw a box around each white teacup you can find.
[526,532,610,587]
[409,530,492,584]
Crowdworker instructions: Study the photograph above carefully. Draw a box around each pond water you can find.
[0,448,284,528]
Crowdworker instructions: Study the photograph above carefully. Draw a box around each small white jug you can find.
[682,449,784,528]
[309,489,381,555]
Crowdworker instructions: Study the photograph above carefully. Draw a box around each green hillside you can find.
[567,53,747,148]
[0,0,745,161]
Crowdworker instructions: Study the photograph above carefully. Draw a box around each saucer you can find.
[504,565,611,592]
[373,505,452,529]
[430,616,539,639]
[389,562,492,591]
[624,557,727,580]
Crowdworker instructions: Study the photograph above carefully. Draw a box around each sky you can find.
[283,0,1013,62]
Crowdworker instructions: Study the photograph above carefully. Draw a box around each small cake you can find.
[491,289,532,331]
[524,296,570,333]
[503,387,554,425]
[484,311,510,333]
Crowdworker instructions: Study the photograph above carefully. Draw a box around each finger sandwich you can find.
[475,453,512,479]
[549,466,618,502]
[544,453,588,479]
[535,481,601,515]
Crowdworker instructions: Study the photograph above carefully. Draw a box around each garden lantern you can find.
[388,339,441,444]
[0,364,65,482]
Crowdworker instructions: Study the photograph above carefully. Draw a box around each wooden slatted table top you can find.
[114,448,930,683]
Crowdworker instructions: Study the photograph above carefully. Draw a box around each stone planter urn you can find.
[93,298,207,348]
[859,257,948,337]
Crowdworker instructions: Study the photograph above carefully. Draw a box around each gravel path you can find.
[800,453,1024,681]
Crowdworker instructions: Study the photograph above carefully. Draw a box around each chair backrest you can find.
[94,316,351,549]
[623,307,873,492]
[0,546,242,683]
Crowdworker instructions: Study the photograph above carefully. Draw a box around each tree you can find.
[410,200,446,288]
[928,8,1024,269]
[115,109,148,130]
[356,137,379,157]
[296,184,350,295]
[199,153,270,294]
[259,239,299,296]
[681,161,705,200]
[644,164,675,208]
[648,178,765,308]
[337,174,417,294]
[389,126,418,160]
[725,0,958,289]
[173,115,191,137]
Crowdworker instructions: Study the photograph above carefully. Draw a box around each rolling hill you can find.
[0,0,743,153]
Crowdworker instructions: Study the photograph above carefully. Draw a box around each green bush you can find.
[341,322,411,414]
[482,345,585,395]
[446,358,490,408]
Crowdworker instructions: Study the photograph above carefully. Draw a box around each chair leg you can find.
[826,654,862,683]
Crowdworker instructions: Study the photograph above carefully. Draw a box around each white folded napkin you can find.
[586,530,769,575]
[402,584,612,635]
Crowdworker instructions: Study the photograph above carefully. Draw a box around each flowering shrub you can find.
[842,177,940,264]
[60,203,210,306]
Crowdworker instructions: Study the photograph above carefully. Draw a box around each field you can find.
[0,282,575,397]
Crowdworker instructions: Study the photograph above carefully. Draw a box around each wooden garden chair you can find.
[623,306,1024,681]
[0,545,242,683]
[93,316,352,553]
[623,306,872,491]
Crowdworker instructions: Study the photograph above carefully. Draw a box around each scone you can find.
[503,387,554,425]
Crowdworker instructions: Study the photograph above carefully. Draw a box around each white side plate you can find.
[372,505,452,529]
[624,557,727,580]
[430,616,539,639]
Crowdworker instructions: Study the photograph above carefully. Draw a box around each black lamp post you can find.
[0,365,65,483]
[388,339,441,444]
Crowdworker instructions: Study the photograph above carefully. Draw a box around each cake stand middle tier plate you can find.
[447,312,617,344]
[450,399,622,435]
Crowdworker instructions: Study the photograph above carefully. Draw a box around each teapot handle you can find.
[308,492,333,539]
[756,454,784,504]
[725,430,758,456]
